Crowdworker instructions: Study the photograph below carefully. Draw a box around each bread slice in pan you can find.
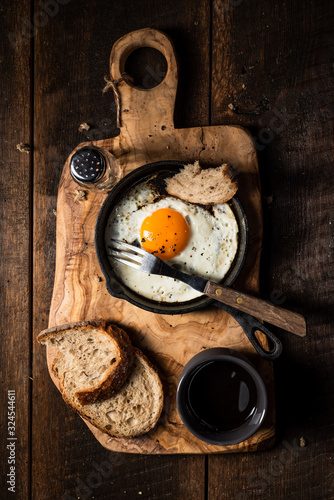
[62,347,164,438]
[165,160,238,205]
[37,320,134,405]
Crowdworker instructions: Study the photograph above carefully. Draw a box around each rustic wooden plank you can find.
[1,0,332,497]
[31,0,210,498]
[209,0,334,498]
[0,1,32,499]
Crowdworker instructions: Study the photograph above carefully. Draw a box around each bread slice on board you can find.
[37,320,134,405]
[62,347,164,438]
[165,160,238,205]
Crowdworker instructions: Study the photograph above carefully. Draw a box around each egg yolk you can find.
[140,208,190,259]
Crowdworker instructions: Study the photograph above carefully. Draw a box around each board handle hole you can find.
[124,47,167,89]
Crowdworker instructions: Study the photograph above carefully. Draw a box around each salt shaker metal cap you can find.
[70,148,106,184]
[70,146,121,191]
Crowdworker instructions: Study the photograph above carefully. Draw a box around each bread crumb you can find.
[74,189,87,202]
[299,437,307,447]
[94,275,102,282]
[228,103,234,110]
[53,209,57,216]
[78,122,90,132]
[16,143,30,153]
[264,195,274,207]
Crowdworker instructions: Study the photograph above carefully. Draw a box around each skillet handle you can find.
[204,281,306,337]
[214,302,283,361]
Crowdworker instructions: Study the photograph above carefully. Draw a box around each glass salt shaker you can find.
[70,146,121,191]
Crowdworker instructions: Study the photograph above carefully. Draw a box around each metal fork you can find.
[108,239,206,291]
[107,239,306,338]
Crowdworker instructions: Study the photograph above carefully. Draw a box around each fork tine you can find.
[108,248,143,265]
[110,238,147,256]
[111,255,142,270]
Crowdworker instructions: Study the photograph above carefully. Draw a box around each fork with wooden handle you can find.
[108,239,306,338]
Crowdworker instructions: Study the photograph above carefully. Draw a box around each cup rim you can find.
[176,348,268,446]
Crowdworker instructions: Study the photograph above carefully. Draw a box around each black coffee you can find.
[187,360,258,432]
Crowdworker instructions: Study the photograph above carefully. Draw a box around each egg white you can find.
[104,182,239,302]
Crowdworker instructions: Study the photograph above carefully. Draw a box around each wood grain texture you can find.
[204,281,306,336]
[0,1,32,498]
[209,0,334,498]
[31,0,210,498]
[45,27,275,455]
[1,0,332,498]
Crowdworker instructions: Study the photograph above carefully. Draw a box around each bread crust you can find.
[37,319,104,342]
[38,320,134,405]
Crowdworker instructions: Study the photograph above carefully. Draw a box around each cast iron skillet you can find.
[95,161,282,360]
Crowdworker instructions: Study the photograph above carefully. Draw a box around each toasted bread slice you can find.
[37,320,134,405]
[165,161,238,205]
[61,347,164,438]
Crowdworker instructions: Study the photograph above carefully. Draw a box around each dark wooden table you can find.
[1,0,333,498]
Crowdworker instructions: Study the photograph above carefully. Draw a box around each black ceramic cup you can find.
[176,348,267,445]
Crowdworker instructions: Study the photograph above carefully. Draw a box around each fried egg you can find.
[104,182,239,302]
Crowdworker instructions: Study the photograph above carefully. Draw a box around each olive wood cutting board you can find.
[46,28,275,454]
